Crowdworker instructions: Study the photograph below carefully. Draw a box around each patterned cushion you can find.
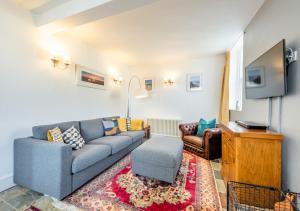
[62,126,85,150]
[126,117,131,130]
[117,118,127,132]
[47,127,63,142]
[130,119,144,131]
[102,120,118,136]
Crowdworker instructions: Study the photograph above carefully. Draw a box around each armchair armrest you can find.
[203,128,222,160]
[14,137,73,199]
[179,122,198,137]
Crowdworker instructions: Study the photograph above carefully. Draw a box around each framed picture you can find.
[76,65,106,90]
[245,66,265,88]
[186,73,203,92]
[143,78,155,92]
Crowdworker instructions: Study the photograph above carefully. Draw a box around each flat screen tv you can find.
[245,39,287,99]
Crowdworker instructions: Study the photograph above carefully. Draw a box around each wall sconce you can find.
[164,79,175,86]
[50,55,71,69]
[113,76,123,86]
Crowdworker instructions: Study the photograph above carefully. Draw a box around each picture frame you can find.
[186,73,203,92]
[143,77,155,92]
[76,65,106,90]
[245,66,265,88]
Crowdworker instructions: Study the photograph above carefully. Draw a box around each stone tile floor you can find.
[211,159,227,211]
[0,160,227,211]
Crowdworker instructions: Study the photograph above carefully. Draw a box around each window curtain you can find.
[219,52,230,123]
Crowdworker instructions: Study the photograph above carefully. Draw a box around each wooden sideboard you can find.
[220,122,283,189]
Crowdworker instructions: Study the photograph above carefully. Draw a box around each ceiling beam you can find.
[33,0,160,34]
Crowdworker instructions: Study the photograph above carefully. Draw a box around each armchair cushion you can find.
[183,135,203,147]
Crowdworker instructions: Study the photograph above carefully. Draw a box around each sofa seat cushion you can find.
[183,135,203,147]
[72,144,111,173]
[118,131,144,143]
[88,136,132,154]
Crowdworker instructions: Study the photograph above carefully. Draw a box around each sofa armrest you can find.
[203,128,222,160]
[179,122,198,137]
[14,137,73,199]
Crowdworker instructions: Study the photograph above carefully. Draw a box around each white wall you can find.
[129,55,224,123]
[231,0,300,191]
[0,1,128,191]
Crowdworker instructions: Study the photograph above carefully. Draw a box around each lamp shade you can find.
[134,88,149,99]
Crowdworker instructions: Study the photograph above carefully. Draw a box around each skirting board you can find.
[0,174,15,192]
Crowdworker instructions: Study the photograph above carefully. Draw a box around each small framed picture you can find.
[76,65,106,90]
[245,66,265,88]
[186,73,203,92]
[143,78,155,92]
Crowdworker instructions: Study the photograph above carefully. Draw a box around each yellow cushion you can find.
[47,127,63,142]
[130,119,144,131]
[117,118,127,132]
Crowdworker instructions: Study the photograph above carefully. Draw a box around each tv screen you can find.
[245,39,287,99]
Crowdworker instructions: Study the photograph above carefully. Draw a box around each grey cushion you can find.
[118,131,144,143]
[32,121,80,140]
[88,136,132,154]
[79,118,104,142]
[132,137,183,168]
[72,144,111,173]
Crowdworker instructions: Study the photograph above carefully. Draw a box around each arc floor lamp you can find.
[127,75,148,119]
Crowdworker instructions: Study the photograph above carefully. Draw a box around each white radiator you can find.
[147,118,181,137]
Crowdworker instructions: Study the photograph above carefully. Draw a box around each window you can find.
[229,34,244,111]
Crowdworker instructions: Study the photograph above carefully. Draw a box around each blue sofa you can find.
[14,117,144,200]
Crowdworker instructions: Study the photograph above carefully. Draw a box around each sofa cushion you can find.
[79,118,104,142]
[118,131,144,143]
[32,121,80,140]
[183,135,203,147]
[72,144,111,173]
[88,136,132,154]
[102,120,118,136]
[62,126,85,150]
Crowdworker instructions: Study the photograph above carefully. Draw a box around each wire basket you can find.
[227,181,300,211]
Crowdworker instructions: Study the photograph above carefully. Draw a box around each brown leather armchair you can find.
[179,122,222,160]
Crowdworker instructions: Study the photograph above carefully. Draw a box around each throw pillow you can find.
[117,118,127,132]
[196,118,216,137]
[62,126,85,150]
[103,120,118,136]
[47,127,63,142]
[126,117,131,130]
[130,119,144,131]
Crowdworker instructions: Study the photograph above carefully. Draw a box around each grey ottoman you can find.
[131,136,184,183]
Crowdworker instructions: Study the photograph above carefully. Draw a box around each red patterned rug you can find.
[64,151,221,211]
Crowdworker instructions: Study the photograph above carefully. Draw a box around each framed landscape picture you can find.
[186,73,203,92]
[143,78,155,92]
[76,65,106,90]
